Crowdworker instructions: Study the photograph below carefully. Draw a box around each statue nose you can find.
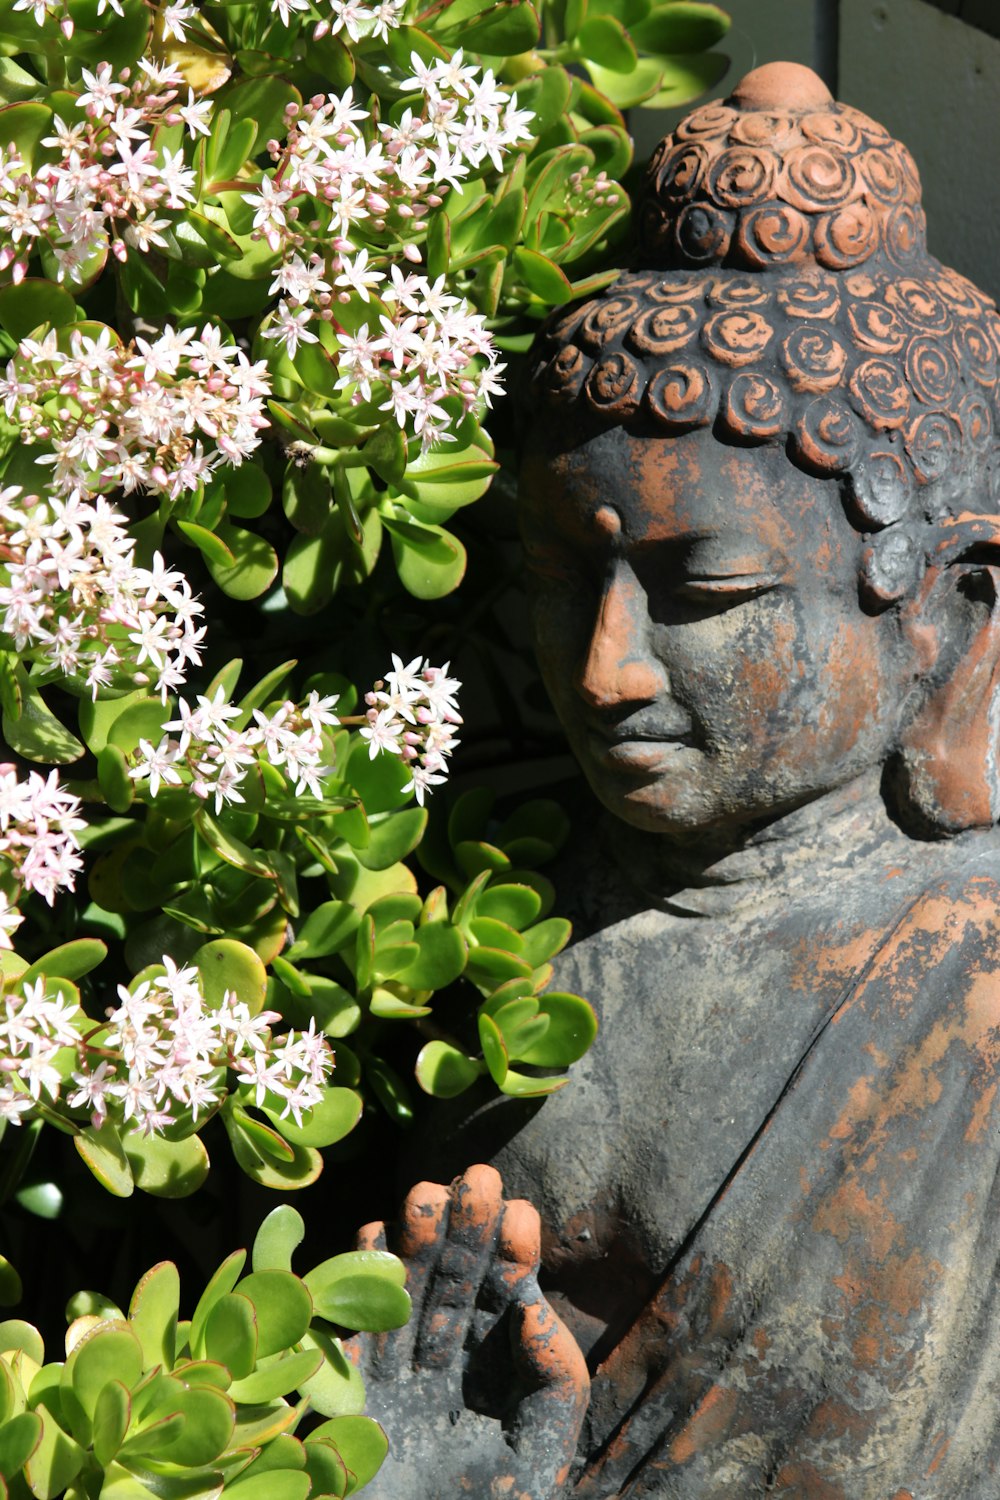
[576,568,665,709]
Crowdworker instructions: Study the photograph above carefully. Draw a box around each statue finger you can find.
[414,1163,504,1370]
[494,1197,542,1297]
[507,1295,590,1492]
[369,1179,451,1376]
[354,1219,389,1251]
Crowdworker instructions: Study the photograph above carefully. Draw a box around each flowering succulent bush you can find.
[0,0,729,1487]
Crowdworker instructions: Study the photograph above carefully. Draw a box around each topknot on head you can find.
[637,63,925,275]
[731,62,834,113]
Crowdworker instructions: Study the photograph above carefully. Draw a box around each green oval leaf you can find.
[263,1087,362,1150]
[475,884,543,930]
[252,1205,305,1274]
[297,1329,365,1420]
[309,1415,388,1490]
[74,1124,134,1199]
[193,938,268,1013]
[0,1408,40,1475]
[301,1437,349,1499]
[392,922,468,990]
[123,1130,210,1199]
[22,940,107,985]
[227,1347,323,1406]
[206,522,279,601]
[23,1405,84,1500]
[234,1271,312,1358]
[628,0,729,52]
[355,808,427,872]
[478,1012,509,1085]
[287,901,360,962]
[204,1293,258,1381]
[0,279,76,340]
[91,1381,129,1468]
[304,1272,410,1333]
[2,681,84,764]
[65,1323,143,1422]
[128,1262,179,1372]
[383,516,466,599]
[151,1384,236,1467]
[415,1041,482,1099]
[516,991,599,1066]
[189,1250,248,1359]
[0,1319,43,1363]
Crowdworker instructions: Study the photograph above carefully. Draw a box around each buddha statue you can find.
[347,62,1000,1498]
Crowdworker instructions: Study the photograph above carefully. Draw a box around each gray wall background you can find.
[631,0,1000,301]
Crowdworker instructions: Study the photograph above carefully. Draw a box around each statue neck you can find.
[605,772,913,918]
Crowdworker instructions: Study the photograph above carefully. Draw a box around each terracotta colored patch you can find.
[668,1384,740,1464]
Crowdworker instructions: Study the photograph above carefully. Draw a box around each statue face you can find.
[520,425,911,835]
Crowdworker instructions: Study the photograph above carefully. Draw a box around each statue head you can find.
[520,62,1000,839]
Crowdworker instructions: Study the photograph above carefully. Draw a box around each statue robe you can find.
[423,796,1000,1497]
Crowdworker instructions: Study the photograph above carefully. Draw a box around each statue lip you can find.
[587,722,698,765]
[589,717,696,744]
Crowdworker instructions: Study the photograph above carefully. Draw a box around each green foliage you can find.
[0,1212,405,1497]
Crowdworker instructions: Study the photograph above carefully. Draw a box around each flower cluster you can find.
[251,53,532,444]
[0,60,209,285]
[0,764,85,910]
[0,958,334,1134]
[0,976,80,1123]
[331,266,503,447]
[273,0,407,38]
[0,324,270,503]
[360,655,461,804]
[256,51,533,259]
[128,686,341,811]
[0,485,205,699]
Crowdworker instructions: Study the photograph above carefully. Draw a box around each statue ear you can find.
[893,516,1000,835]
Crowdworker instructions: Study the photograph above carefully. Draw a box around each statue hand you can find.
[343,1164,589,1500]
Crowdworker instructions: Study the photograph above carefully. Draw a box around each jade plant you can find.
[0,1205,407,1497]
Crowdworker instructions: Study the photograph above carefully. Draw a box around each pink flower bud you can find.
[403,243,421,264]
[313,18,330,37]
[60,15,74,36]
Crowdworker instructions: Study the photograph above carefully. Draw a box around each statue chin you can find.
[350,60,1000,1499]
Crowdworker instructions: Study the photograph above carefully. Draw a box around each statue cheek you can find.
[811,617,892,759]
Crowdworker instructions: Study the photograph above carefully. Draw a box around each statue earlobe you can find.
[893,517,1000,835]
